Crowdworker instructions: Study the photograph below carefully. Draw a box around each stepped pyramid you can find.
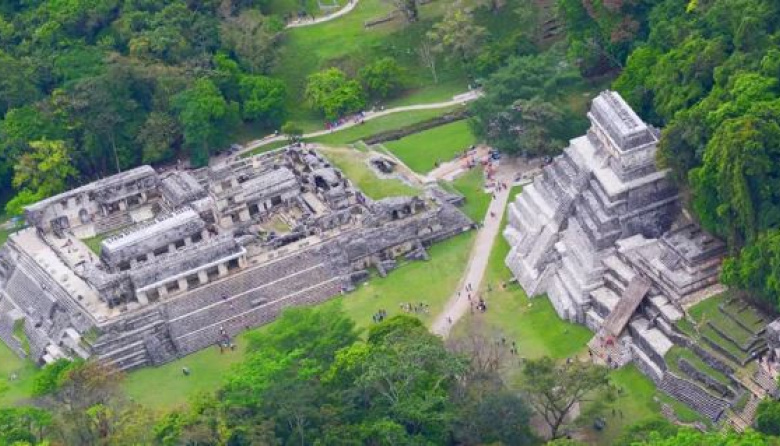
[505,90,680,323]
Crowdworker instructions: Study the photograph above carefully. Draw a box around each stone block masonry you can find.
[0,145,473,370]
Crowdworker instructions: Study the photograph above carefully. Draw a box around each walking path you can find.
[286,0,360,28]
[431,164,516,337]
[234,90,482,158]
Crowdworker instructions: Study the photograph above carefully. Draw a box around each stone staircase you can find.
[658,373,730,422]
[95,212,133,234]
[602,275,651,337]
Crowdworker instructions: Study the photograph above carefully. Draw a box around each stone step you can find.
[522,184,554,220]
[591,287,619,318]
[659,373,729,422]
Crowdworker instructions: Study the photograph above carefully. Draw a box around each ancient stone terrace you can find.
[0,145,473,370]
[504,91,754,424]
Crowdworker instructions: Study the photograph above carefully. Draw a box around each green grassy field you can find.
[124,340,249,411]
[332,231,475,330]
[448,168,491,223]
[385,120,478,173]
[308,106,461,145]
[318,146,420,199]
[273,0,474,128]
[0,342,39,407]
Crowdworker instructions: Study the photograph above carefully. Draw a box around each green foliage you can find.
[358,57,406,99]
[238,74,286,124]
[756,398,780,436]
[6,140,76,216]
[174,78,240,167]
[520,356,611,439]
[630,429,772,445]
[722,230,780,309]
[305,67,366,119]
[614,417,679,445]
[610,0,780,307]
[0,407,52,446]
[428,7,487,71]
[31,359,77,397]
[469,51,583,154]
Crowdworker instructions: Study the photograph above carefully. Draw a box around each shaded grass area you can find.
[241,140,292,158]
[124,341,248,411]
[318,147,419,199]
[579,365,661,445]
[447,168,490,222]
[0,342,39,408]
[385,120,477,173]
[308,106,461,145]
[678,293,765,365]
[81,234,105,255]
[665,346,731,387]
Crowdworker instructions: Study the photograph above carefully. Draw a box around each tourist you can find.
[182,366,190,376]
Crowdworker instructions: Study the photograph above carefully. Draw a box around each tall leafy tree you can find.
[174,78,239,167]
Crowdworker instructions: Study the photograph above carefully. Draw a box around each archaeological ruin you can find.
[0,147,473,371]
[505,91,777,427]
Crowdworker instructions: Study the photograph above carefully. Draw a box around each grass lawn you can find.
[333,231,475,331]
[318,146,420,199]
[273,0,468,128]
[0,342,39,408]
[81,234,105,255]
[123,340,248,411]
[447,168,491,222]
[308,106,461,145]
[241,139,292,157]
[579,365,661,445]
[384,120,477,173]
[665,346,731,387]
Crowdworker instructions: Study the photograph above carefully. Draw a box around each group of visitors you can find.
[217,325,236,353]
[372,308,388,323]
[399,302,430,314]
[325,111,367,132]
[498,337,519,355]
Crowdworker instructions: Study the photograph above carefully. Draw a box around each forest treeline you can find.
[4,305,780,445]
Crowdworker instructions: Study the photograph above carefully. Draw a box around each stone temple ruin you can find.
[505,91,777,426]
[0,147,472,370]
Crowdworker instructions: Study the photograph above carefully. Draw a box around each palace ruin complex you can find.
[0,147,472,370]
[505,91,777,425]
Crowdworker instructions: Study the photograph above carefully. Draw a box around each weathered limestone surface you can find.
[505,91,732,422]
[0,146,473,371]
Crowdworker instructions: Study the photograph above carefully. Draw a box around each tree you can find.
[755,398,780,436]
[630,429,772,445]
[305,68,366,120]
[469,52,582,154]
[690,101,780,247]
[614,417,679,445]
[427,7,487,71]
[417,39,438,84]
[385,0,419,23]
[174,78,240,167]
[137,112,181,165]
[220,10,282,74]
[358,57,405,100]
[238,74,286,124]
[0,407,53,446]
[520,357,610,439]
[6,139,76,215]
[281,121,303,143]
